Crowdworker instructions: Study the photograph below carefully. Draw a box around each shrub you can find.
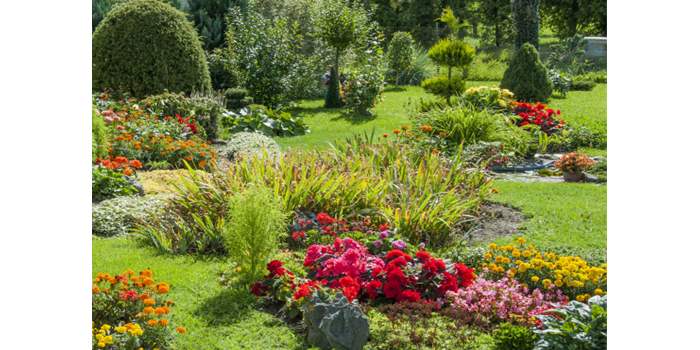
[386,32,416,85]
[92,107,109,161]
[554,152,595,173]
[224,88,253,111]
[573,70,606,84]
[501,43,552,101]
[570,80,596,91]
[207,48,240,91]
[92,0,211,97]
[92,195,169,237]
[492,323,537,350]
[141,92,225,141]
[543,35,596,76]
[481,238,607,301]
[424,38,476,101]
[548,70,572,97]
[345,65,385,116]
[459,86,516,112]
[534,295,607,350]
[221,132,281,161]
[223,184,289,284]
[92,158,143,202]
[403,47,433,85]
[366,306,495,350]
[421,76,466,101]
[221,105,309,137]
[92,269,185,349]
[138,169,211,195]
[512,102,565,135]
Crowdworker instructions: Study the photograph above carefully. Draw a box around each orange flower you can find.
[382,133,388,138]
[156,283,170,294]
[143,298,156,306]
[198,160,207,168]
[129,160,142,169]
[139,293,150,300]
[155,307,167,315]
[92,285,100,294]
[140,269,153,277]
[159,319,169,326]
[123,167,134,176]
[176,326,186,334]
[143,307,155,314]
[147,319,158,326]
[392,129,400,134]
[114,156,128,163]
[419,124,433,133]
[143,277,154,286]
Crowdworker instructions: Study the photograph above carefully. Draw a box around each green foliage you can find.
[548,70,572,97]
[501,43,552,101]
[543,35,600,76]
[570,80,596,91]
[142,92,225,140]
[92,0,211,97]
[468,50,510,81]
[221,132,281,161]
[225,6,300,107]
[345,65,385,116]
[92,195,169,237]
[427,38,476,72]
[512,0,540,49]
[402,47,434,85]
[492,323,537,350]
[479,0,514,47]
[92,0,127,31]
[387,32,417,85]
[366,305,495,350]
[223,184,288,284]
[534,296,607,350]
[207,48,240,91]
[421,76,466,101]
[303,292,369,350]
[460,85,516,112]
[223,87,253,110]
[315,0,370,107]
[222,105,309,137]
[540,0,606,37]
[92,167,141,203]
[185,0,240,50]
[574,70,606,84]
[92,107,109,161]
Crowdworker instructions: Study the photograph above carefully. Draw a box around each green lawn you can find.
[278,82,607,151]
[492,180,607,261]
[93,237,305,350]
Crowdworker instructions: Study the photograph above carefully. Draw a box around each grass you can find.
[275,85,431,150]
[279,82,607,151]
[491,180,607,260]
[93,237,305,350]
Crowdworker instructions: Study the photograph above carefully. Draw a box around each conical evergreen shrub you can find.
[500,43,552,101]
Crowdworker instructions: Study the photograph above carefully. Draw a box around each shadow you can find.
[551,94,566,100]
[383,86,407,93]
[331,110,377,125]
[193,287,256,326]
[286,105,339,117]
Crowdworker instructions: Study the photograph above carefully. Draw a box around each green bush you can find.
[424,38,475,100]
[221,105,308,137]
[141,92,224,140]
[404,47,434,85]
[492,323,537,350]
[224,88,253,111]
[534,296,607,350]
[570,80,596,91]
[366,306,495,350]
[574,70,607,84]
[421,76,467,101]
[222,132,281,161]
[501,43,552,101]
[548,70,572,97]
[345,65,385,116]
[92,166,142,203]
[386,32,416,85]
[223,184,288,284]
[92,107,108,161]
[92,195,169,237]
[92,0,211,97]
[207,48,240,90]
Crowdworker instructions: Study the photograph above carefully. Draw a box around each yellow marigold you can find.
[157,283,170,294]
[103,336,113,345]
[542,279,552,289]
[148,319,158,326]
[143,307,155,314]
[594,288,604,296]
[115,326,127,334]
[516,237,526,245]
[100,324,111,331]
[144,298,156,306]
[97,342,106,348]
[155,307,167,315]
[531,276,540,283]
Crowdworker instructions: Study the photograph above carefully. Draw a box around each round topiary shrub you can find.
[500,43,552,101]
[92,0,212,97]
[222,132,280,161]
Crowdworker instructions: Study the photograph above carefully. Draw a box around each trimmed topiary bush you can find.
[500,43,552,101]
[221,132,280,161]
[571,80,596,91]
[387,32,416,85]
[423,38,476,101]
[92,0,212,97]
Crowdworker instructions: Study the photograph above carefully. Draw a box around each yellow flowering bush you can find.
[481,238,606,301]
[92,269,186,349]
[460,86,516,111]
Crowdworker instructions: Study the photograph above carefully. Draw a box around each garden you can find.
[92,0,607,349]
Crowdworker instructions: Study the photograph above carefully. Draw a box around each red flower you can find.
[378,223,390,232]
[454,263,476,287]
[416,250,432,262]
[119,290,138,301]
[438,272,459,296]
[382,280,403,299]
[385,249,411,262]
[266,260,285,276]
[316,212,335,225]
[397,290,422,303]
[250,281,267,296]
[339,276,361,302]
[292,231,306,241]
[364,280,382,299]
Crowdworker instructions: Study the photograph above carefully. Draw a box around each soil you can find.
[469,202,527,243]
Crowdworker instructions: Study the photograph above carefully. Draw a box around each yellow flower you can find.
[516,237,526,245]
[531,276,540,283]
[115,326,127,334]
[594,288,604,296]
[100,324,111,331]
[576,294,587,302]
[103,336,113,345]
[97,342,106,348]
[554,279,563,287]
[542,279,552,289]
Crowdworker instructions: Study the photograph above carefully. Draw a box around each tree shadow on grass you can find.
[383,85,407,93]
[331,110,377,125]
[193,287,256,326]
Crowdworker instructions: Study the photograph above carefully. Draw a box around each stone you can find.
[583,37,607,59]
[302,293,369,350]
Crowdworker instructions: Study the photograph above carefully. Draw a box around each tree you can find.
[512,0,540,49]
[422,37,476,101]
[540,0,607,38]
[387,32,416,85]
[315,0,369,108]
[479,0,512,47]
[500,43,552,101]
[184,0,247,50]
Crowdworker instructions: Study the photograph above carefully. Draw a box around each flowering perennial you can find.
[512,102,565,134]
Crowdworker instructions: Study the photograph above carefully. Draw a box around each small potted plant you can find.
[554,152,595,182]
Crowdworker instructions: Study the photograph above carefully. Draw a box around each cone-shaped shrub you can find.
[92,0,211,97]
[500,43,552,101]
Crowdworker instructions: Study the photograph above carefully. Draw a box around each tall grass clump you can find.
[223,184,288,285]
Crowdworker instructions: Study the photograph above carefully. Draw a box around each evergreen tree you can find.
[512,0,539,49]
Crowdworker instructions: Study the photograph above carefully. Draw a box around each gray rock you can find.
[302,293,369,350]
